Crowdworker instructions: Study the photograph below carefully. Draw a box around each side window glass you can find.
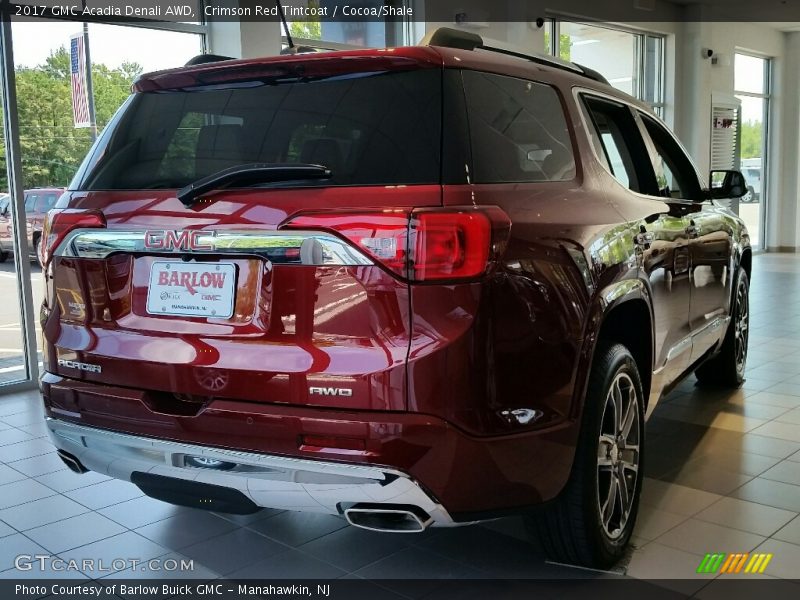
[462,71,576,183]
[582,97,645,192]
[599,131,631,188]
[639,113,702,200]
[24,194,36,212]
[41,194,58,211]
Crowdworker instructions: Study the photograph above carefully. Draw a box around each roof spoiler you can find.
[184,54,235,66]
[420,26,610,86]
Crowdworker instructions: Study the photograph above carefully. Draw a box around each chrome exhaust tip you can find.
[344,504,433,533]
[57,450,88,474]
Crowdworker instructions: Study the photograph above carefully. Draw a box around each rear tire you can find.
[526,343,644,569]
[695,269,749,387]
[0,249,8,263]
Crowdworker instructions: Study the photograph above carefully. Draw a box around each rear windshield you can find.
[71,69,442,191]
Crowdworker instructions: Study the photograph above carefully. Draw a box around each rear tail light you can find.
[41,209,106,266]
[283,206,510,282]
[283,210,409,275]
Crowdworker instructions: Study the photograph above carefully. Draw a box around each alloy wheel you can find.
[734,278,750,373]
[597,372,640,540]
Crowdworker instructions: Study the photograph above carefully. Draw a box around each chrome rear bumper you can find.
[45,417,457,528]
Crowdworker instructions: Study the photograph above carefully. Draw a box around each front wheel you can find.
[695,269,750,387]
[526,343,644,569]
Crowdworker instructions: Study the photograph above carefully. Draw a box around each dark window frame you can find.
[580,94,653,194]
[636,111,704,202]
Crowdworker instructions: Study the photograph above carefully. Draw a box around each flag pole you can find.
[80,1,97,141]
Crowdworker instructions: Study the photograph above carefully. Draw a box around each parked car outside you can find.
[0,187,64,264]
[39,28,751,569]
[0,193,10,262]
[740,157,761,203]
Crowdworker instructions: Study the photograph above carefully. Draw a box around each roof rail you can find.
[420,27,610,86]
[184,54,235,67]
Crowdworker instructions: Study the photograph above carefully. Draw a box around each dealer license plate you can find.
[146,261,235,318]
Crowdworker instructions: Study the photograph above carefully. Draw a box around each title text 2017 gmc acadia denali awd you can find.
[40,28,751,568]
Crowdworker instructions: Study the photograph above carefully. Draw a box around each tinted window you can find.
[37,193,59,212]
[73,69,441,190]
[582,97,647,192]
[462,71,575,183]
[638,113,702,200]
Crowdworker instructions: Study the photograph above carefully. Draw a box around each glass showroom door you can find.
[0,19,39,388]
[735,52,771,250]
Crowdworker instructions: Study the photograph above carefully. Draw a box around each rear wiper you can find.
[177,163,331,207]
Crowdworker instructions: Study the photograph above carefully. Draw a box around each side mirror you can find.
[709,170,747,199]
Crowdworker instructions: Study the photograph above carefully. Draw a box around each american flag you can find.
[70,34,91,128]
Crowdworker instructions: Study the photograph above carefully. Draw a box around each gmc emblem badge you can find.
[144,230,213,251]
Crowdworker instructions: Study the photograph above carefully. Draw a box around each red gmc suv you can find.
[40,28,751,568]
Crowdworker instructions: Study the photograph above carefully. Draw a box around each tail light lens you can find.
[283,206,510,282]
[283,210,410,275]
[41,209,106,266]
[411,211,494,281]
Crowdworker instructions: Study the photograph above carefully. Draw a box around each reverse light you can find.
[41,209,106,266]
[284,211,410,276]
[283,206,510,282]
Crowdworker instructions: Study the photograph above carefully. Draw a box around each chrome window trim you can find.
[54,229,375,266]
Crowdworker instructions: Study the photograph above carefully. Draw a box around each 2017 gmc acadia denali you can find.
[40,28,751,568]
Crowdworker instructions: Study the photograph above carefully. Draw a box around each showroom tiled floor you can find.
[1,253,800,595]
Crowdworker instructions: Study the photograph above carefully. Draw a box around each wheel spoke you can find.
[620,445,639,470]
[602,475,618,526]
[617,467,630,512]
[621,457,638,474]
[612,381,623,435]
[621,393,636,440]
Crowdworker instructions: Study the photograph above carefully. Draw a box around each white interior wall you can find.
[779,33,800,252]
